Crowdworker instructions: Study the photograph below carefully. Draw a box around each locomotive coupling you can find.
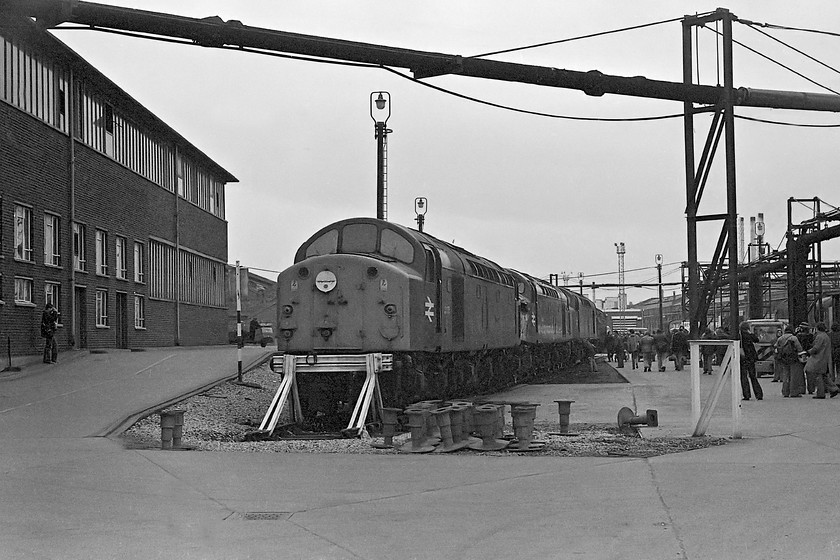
[617,407,659,429]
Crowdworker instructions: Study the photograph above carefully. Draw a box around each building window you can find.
[134,242,145,283]
[45,282,61,322]
[14,205,33,262]
[44,213,61,267]
[149,239,176,301]
[134,294,145,329]
[95,289,108,327]
[73,222,87,271]
[115,236,127,279]
[95,229,108,275]
[14,277,33,304]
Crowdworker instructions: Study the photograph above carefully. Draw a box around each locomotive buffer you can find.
[257,353,393,439]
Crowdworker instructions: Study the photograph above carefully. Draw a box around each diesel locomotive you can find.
[275,217,609,425]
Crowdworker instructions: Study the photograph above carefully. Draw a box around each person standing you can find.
[640,331,656,372]
[774,326,804,397]
[40,302,59,364]
[653,329,670,372]
[670,326,690,371]
[739,322,763,401]
[805,322,839,399]
[627,331,640,370]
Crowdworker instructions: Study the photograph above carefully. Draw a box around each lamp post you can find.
[414,197,427,232]
[370,91,392,221]
[656,254,664,332]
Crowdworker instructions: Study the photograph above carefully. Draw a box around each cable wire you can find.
[470,16,684,58]
[741,21,840,77]
[734,114,840,127]
[381,66,684,122]
[702,23,840,95]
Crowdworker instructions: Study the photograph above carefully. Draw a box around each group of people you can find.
[605,326,692,373]
[606,320,840,403]
[771,321,840,400]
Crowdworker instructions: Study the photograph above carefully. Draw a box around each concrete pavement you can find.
[3,349,840,559]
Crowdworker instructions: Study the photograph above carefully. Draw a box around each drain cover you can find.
[241,512,292,521]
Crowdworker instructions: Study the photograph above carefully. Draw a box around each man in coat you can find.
[739,322,763,401]
[670,326,690,371]
[41,302,59,364]
[774,325,804,397]
[806,322,840,399]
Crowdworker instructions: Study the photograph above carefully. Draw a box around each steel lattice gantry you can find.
[681,10,840,336]
[6,2,840,335]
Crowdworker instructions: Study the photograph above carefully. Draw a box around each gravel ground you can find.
[120,363,727,457]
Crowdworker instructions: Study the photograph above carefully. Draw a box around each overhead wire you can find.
[53,20,687,123]
[702,21,840,95]
[470,16,684,58]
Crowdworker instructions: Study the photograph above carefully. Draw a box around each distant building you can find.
[1,17,237,355]
[599,297,642,331]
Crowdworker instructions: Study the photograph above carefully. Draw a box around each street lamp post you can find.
[414,197,427,232]
[370,91,392,221]
[656,254,664,332]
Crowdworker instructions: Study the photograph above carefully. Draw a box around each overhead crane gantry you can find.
[5,1,840,335]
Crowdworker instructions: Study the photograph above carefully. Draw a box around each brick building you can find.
[0,17,237,356]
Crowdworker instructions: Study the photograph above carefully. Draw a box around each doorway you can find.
[74,286,87,349]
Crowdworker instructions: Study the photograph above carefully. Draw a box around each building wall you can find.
[0,20,235,356]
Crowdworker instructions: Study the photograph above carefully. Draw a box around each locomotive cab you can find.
[277,218,442,353]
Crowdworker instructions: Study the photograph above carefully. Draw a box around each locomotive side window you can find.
[304,229,338,258]
[380,229,414,264]
[342,223,378,254]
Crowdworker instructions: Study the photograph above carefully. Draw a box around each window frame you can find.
[134,294,145,329]
[95,229,108,276]
[95,288,109,327]
[44,212,61,267]
[45,281,62,325]
[115,235,127,280]
[73,222,87,272]
[134,241,145,283]
[14,276,34,305]
[14,204,33,262]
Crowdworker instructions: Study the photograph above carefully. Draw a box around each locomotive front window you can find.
[380,229,414,264]
[304,229,338,258]
[342,223,378,254]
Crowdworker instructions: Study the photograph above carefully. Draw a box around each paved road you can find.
[2,349,840,559]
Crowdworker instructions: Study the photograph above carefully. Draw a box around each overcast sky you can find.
[48,1,840,305]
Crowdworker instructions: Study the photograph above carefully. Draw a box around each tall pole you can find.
[722,11,740,334]
[235,260,243,383]
[656,254,664,332]
[370,91,391,221]
[615,242,626,320]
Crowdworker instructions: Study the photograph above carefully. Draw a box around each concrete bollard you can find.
[371,407,403,449]
[554,400,575,434]
[510,404,543,451]
[400,407,436,453]
[159,409,180,450]
[171,409,185,449]
[432,406,468,453]
[468,405,509,451]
